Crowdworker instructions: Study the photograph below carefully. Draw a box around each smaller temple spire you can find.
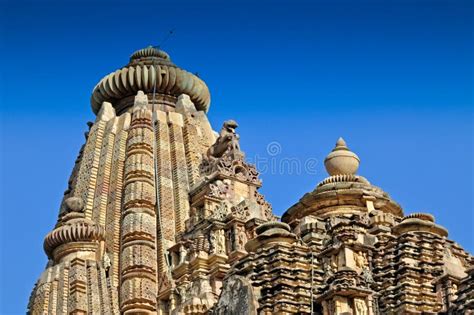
[324,137,360,176]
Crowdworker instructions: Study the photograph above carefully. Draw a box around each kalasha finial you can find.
[64,197,84,213]
[58,197,85,221]
[324,137,360,176]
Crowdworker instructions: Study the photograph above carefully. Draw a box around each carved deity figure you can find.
[452,283,458,292]
[452,283,459,300]
[362,267,374,284]
[210,229,226,255]
[323,258,334,280]
[355,251,368,269]
[236,227,247,251]
[216,230,226,254]
[354,298,368,315]
[330,255,338,271]
[210,232,217,254]
[226,230,235,253]
[207,120,242,160]
[335,298,348,314]
[179,244,187,264]
[102,252,111,273]
[177,285,188,304]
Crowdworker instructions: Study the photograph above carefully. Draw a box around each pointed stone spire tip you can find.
[336,137,347,147]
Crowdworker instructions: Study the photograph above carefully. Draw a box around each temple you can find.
[28,47,473,314]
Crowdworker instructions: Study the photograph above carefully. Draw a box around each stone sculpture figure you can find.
[207,120,242,160]
[355,251,368,269]
[210,231,218,254]
[179,244,187,264]
[324,258,334,280]
[227,229,235,253]
[103,252,111,274]
[177,285,188,303]
[216,229,226,254]
[452,283,459,300]
[236,227,247,251]
[355,298,368,315]
[362,267,374,284]
[330,255,338,271]
[210,229,226,255]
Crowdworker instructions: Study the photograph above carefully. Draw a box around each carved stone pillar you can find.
[120,91,158,314]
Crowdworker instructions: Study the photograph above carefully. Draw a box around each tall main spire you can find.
[29,46,219,314]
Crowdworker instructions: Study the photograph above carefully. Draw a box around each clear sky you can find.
[0,0,472,313]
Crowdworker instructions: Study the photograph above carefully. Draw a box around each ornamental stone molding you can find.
[91,46,210,114]
[43,197,105,262]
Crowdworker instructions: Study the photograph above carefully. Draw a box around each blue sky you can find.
[0,0,472,313]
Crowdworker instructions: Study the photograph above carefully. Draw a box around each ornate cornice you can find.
[317,174,369,187]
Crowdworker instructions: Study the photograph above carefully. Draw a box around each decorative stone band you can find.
[44,218,105,259]
[317,174,370,187]
[403,212,435,222]
[91,63,210,114]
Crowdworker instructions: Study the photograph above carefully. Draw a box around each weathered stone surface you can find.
[213,276,258,315]
[29,49,473,315]
[90,46,210,114]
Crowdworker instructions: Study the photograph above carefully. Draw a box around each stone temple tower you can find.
[28,46,274,314]
[29,47,473,314]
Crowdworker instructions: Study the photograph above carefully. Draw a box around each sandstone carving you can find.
[28,46,473,315]
[91,46,210,114]
[207,120,242,160]
[213,276,258,315]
